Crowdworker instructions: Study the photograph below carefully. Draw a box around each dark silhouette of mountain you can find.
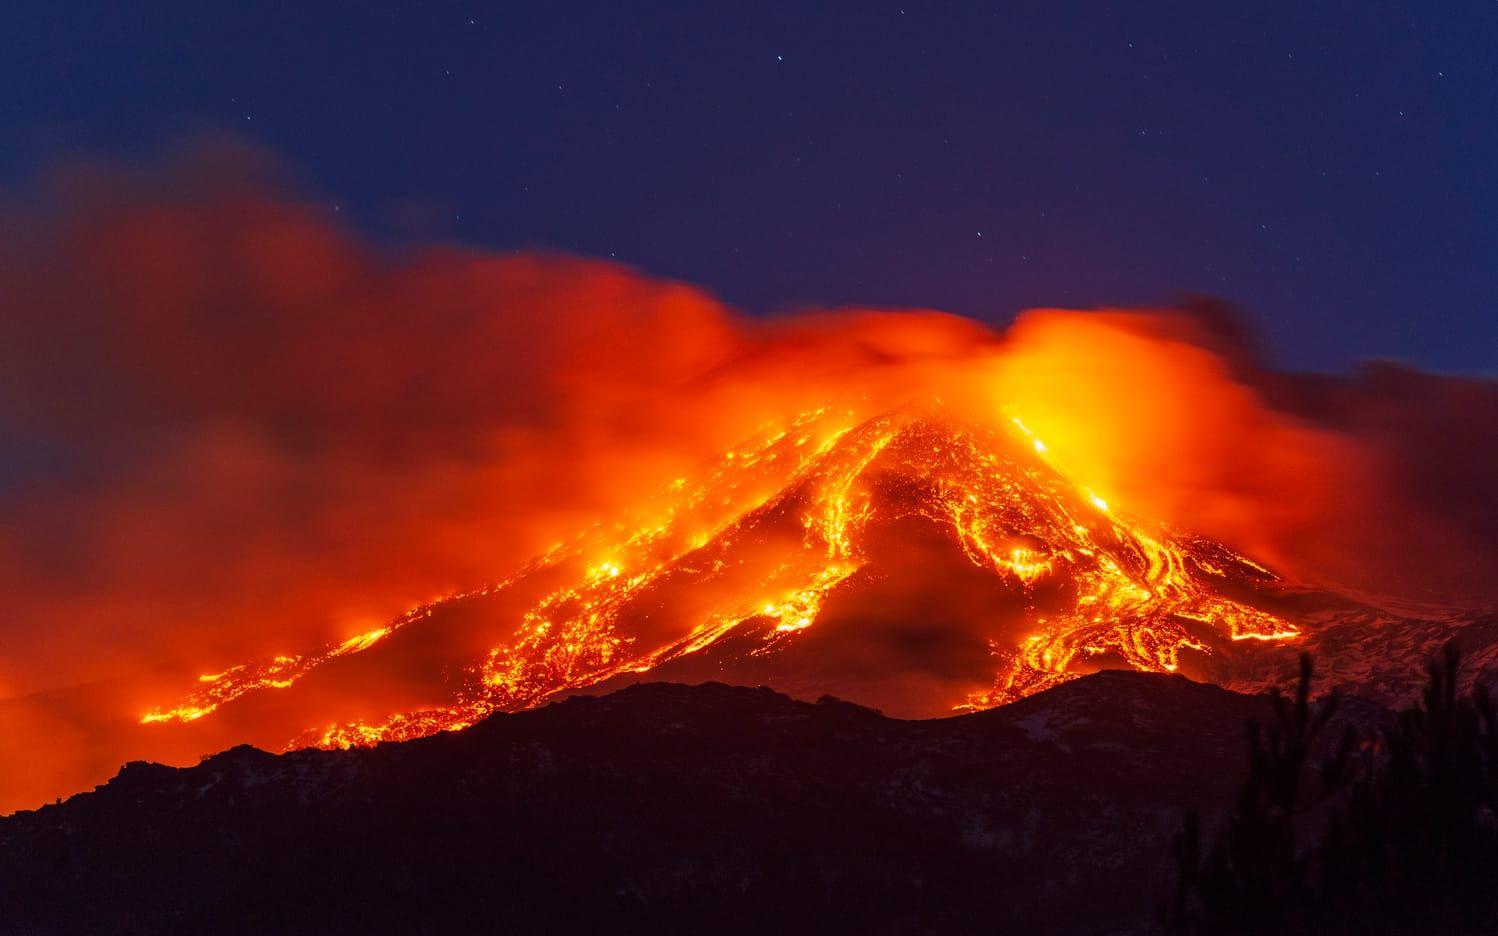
[0,671,1375,935]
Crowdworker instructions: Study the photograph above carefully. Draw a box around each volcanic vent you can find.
[140,404,1299,748]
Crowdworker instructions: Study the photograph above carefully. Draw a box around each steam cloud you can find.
[1,143,1493,811]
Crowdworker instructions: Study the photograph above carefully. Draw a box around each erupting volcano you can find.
[6,222,1494,818]
[10,9,1498,930]
[137,403,1301,751]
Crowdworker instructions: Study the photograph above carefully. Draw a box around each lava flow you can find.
[138,401,1299,750]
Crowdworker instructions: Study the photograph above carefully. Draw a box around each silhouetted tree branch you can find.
[1164,644,1498,934]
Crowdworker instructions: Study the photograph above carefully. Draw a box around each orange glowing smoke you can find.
[0,145,1495,812]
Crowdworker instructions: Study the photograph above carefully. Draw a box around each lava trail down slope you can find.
[135,404,1304,753]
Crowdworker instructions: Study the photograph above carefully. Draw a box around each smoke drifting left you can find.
[1,143,1494,812]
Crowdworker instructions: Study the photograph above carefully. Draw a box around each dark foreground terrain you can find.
[0,672,1363,935]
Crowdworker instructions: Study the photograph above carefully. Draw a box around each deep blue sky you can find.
[4,2,1496,373]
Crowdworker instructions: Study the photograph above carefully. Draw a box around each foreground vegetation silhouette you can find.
[1164,646,1498,934]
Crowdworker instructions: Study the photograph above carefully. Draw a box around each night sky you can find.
[5,2,1496,373]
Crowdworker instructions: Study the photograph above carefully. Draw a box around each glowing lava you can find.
[141,403,1298,748]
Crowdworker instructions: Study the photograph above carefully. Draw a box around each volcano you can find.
[135,404,1317,752]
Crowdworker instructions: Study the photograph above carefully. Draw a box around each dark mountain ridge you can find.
[0,671,1370,935]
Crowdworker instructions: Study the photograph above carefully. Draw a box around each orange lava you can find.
[141,403,1298,749]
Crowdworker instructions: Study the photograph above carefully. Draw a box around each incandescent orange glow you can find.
[3,149,1495,814]
[139,403,1297,749]
[139,625,394,725]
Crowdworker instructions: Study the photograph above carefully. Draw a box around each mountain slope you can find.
[135,404,1301,753]
[5,404,1488,817]
[0,672,1364,935]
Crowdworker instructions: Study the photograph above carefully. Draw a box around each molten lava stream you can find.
[138,403,1299,750]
